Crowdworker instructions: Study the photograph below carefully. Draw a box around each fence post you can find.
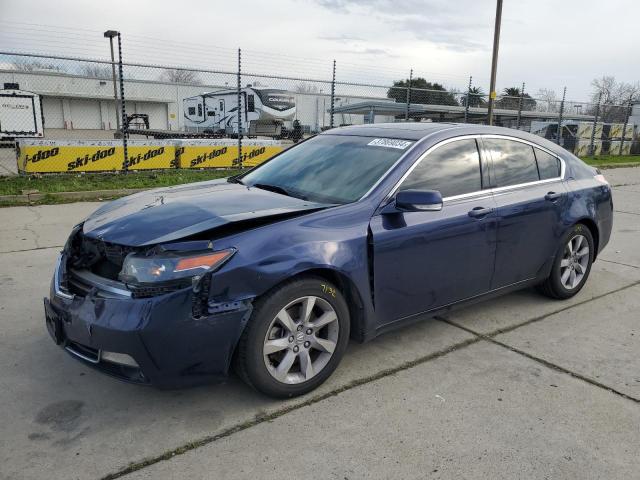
[516,82,525,130]
[405,68,413,121]
[620,95,633,156]
[105,33,120,132]
[464,76,472,123]
[116,33,128,171]
[557,86,566,146]
[589,91,602,157]
[330,60,336,129]
[237,48,242,168]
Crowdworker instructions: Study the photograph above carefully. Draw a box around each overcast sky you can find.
[1,0,638,100]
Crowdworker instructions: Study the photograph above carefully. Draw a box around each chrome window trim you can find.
[383,133,566,205]
[482,134,566,189]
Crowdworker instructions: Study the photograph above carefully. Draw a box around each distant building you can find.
[0,68,395,137]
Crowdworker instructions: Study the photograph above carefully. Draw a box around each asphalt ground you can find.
[0,167,638,479]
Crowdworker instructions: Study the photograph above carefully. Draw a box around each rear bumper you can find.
[45,256,253,389]
[596,191,614,257]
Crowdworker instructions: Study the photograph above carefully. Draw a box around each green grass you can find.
[581,155,640,167]
[0,169,243,196]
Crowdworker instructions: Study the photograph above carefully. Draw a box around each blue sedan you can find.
[45,123,613,398]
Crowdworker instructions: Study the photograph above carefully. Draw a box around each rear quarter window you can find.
[534,148,561,179]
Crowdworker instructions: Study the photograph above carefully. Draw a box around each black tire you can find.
[537,223,594,300]
[234,275,350,398]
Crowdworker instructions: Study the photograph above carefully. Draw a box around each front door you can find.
[370,138,497,324]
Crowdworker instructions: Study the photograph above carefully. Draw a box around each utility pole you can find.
[405,68,413,121]
[487,0,503,125]
[103,30,120,132]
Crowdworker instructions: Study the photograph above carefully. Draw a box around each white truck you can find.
[0,85,44,140]
[183,87,295,136]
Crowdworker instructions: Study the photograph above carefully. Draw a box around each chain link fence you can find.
[1,49,638,174]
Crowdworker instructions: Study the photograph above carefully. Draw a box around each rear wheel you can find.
[537,224,594,299]
[235,276,350,398]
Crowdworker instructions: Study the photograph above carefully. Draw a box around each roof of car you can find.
[322,122,572,160]
[322,122,461,140]
[321,123,572,158]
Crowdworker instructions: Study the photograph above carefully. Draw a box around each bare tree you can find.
[534,88,559,113]
[590,76,640,122]
[160,69,201,84]
[295,82,321,94]
[80,64,112,78]
[12,60,65,73]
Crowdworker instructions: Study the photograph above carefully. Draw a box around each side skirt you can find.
[371,276,541,339]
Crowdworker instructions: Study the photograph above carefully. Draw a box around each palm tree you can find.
[497,87,536,111]
[462,86,486,108]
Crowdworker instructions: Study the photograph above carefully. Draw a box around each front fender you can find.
[205,204,376,338]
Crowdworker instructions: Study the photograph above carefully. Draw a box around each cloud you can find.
[317,34,365,42]
[338,47,392,56]
[311,0,491,52]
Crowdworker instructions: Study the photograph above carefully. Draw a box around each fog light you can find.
[101,351,139,368]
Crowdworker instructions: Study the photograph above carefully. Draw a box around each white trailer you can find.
[183,87,295,135]
[0,87,44,140]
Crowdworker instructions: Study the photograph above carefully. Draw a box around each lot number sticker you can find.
[367,138,413,149]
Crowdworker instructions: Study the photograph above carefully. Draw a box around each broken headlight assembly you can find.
[119,247,236,286]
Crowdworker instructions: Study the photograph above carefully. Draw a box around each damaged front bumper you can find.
[45,254,253,388]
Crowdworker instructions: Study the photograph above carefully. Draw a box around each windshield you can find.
[240,135,413,204]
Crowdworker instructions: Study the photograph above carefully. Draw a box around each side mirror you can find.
[394,189,443,212]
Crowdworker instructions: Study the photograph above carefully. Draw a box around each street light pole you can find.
[104,30,120,132]
[487,0,503,126]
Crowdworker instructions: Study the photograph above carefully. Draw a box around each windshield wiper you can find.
[252,183,307,200]
[227,175,245,185]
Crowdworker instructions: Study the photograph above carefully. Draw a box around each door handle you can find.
[545,191,562,202]
[468,206,494,218]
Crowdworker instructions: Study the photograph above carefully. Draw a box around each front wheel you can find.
[537,224,594,299]
[234,276,350,398]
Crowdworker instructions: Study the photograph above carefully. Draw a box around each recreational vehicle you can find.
[183,87,295,136]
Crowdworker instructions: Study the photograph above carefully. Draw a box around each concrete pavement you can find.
[0,167,639,480]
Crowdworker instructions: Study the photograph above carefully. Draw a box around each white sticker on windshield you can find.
[367,138,412,150]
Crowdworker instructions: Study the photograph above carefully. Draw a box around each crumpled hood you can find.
[82,179,326,246]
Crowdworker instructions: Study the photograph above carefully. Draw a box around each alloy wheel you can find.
[263,296,339,384]
[560,234,589,290]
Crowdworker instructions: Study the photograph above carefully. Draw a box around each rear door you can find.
[370,137,497,323]
[483,136,567,288]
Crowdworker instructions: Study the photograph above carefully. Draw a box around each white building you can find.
[0,68,395,137]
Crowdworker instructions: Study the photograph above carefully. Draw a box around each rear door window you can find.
[534,148,561,179]
[399,139,482,198]
[484,138,539,187]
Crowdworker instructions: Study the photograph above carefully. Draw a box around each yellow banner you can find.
[178,145,238,168]
[178,145,283,168]
[18,140,284,173]
[19,144,177,173]
[240,146,284,167]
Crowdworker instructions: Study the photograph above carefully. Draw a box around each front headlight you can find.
[119,248,235,285]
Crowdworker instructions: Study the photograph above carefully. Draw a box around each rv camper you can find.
[183,87,295,137]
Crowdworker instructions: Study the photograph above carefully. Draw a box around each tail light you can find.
[594,170,609,186]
